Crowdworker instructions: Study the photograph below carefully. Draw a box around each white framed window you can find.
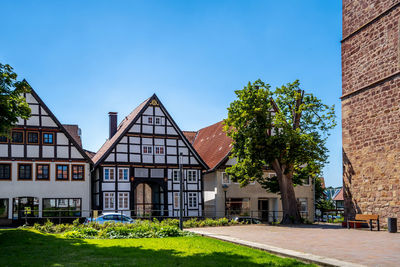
[142,146,153,154]
[118,192,129,210]
[118,168,129,181]
[187,170,197,182]
[173,192,179,209]
[154,146,164,155]
[222,173,230,184]
[172,170,180,182]
[188,192,198,208]
[104,192,115,210]
[303,177,310,186]
[147,117,153,124]
[104,168,115,181]
[155,117,161,125]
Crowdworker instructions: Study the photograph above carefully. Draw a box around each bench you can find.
[347,214,380,231]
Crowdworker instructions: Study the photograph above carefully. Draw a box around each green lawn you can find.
[0,229,313,266]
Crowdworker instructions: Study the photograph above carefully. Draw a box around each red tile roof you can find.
[92,97,150,165]
[333,187,344,201]
[191,121,232,171]
[182,131,197,144]
[84,149,96,159]
[63,124,82,147]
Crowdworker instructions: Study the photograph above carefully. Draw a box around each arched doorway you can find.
[134,182,165,217]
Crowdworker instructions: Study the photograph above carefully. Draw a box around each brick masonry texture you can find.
[343,0,399,38]
[342,0,400,228]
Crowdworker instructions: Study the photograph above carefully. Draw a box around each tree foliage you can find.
[224,79,336,223]
[0,63,31,136]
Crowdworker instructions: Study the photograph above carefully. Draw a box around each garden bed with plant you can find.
[25,217,240,239]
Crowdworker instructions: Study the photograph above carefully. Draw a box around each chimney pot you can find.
[108,112,118,139]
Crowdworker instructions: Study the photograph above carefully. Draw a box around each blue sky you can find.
[0,1,342,187]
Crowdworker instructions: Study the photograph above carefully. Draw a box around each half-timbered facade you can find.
[92,94,208,218]
[0,86,92,223]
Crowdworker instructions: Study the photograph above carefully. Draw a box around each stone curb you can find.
[188,229,366,267]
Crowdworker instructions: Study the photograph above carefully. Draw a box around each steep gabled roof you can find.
[192,121,232,171]
[93,94,208,169]
[26,82,92,163]
[333,187,344,201]
[92,97,149,164]
[182,131,197,144]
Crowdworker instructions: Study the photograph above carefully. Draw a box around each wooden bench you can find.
[347,214,380,231]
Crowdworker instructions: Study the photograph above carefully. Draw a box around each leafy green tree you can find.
[0,63,31,136]
[224,79,336,224]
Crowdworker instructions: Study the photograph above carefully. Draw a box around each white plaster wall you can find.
[42,117,57,127]
[56,133,68,145]
[0,161,91,219]
[116,153,128,162]
[105,153,115,162]
[71,147,83,159]
[26,146,39,158]
[11,145,24,157]
[102,183,115,191]
[167,127,177,135]
[167,156,177,164]
[57,146,69,158]
[167,147,177,155]
[166,139,176,146]
[143,107,153,115]
[0,145,8,157]
[116,144,128,153]
[26,93,38,103]
[129,124,140,133]
[26,116,40,126]
[42,146,54,158]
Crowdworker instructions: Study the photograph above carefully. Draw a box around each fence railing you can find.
[15,209,311,225]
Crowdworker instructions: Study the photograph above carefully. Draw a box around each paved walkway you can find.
[188,224,400,267]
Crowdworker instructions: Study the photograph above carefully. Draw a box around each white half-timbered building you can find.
[0,86,92,224]
[92,94,208,218]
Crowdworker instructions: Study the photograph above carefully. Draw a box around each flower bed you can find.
[23,217,240,239]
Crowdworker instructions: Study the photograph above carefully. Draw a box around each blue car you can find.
[85,213,135,224]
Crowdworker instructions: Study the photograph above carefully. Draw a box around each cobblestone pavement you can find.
[189,224,400,267]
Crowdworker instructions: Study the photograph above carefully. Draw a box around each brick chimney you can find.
[108,112,118,139]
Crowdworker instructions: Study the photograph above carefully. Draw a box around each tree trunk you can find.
[272,161,302,224]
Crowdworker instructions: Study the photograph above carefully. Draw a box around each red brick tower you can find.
[342,1,400,227]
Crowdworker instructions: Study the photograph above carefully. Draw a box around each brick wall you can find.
[342,0,400,228]
[342,6,400,96]
[343,0,399,38]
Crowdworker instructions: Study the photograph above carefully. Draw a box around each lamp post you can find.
[222,184,229,218]
[179,153,184,230]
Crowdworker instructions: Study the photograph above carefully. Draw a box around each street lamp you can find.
[222,184,229,218]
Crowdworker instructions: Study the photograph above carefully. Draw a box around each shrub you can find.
[80,227,99,237]
[155,226,182,238]
[26,217,239,239]
[64,231,86,239]
[41,220,55,233]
